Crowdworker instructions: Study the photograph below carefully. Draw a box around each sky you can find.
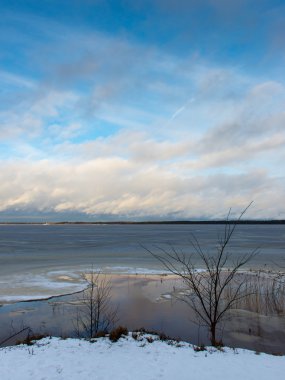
[0,0,284,221]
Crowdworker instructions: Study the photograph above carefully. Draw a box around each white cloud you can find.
[0,21,284,219]
[0,88,79,143]
[0,158,283,219]
[0,70,35,89]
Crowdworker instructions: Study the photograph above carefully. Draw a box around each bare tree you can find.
[73,269,118,339]
[144,205,258,346]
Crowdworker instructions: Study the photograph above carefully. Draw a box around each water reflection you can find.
[0,275,285,354]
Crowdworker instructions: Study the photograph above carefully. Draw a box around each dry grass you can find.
[109,326,128,342]
[224,271,285,316]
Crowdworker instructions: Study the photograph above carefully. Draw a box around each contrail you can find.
[170,97,195,121]
[171,105,186,120]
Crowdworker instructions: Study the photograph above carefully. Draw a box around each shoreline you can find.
[1,271,285,354]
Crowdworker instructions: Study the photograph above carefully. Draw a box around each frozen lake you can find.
[0,223,284,302]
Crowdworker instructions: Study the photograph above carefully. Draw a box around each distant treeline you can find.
[1,220,285,225]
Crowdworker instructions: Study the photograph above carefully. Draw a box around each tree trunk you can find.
[210,323,217,346]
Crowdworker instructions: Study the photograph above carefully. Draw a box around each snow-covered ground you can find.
[0,334,284,380]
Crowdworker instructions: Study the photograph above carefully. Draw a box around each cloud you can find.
[0,70,35,89]
[0,11,284,219]
[0,158,283,219]
[0,86,79,144]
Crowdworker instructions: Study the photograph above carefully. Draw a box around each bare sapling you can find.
[144,204,258,346]
[73,269,118,339]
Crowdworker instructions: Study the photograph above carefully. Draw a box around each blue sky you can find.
[0,0,284,220]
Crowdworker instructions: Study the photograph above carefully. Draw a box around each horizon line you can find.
[0,220,284,225]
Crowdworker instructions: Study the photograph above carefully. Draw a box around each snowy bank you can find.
[0,335,284,380]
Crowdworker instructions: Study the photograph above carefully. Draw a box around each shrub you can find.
[109,326,128,342]
[134,327,159,335]
[95,330,107,338]
[132,332,138,340]
[194,344,206,352]
[134,327,146,334]
[272,352,283,356]
[16,333,48,346]
[159,332,169,341]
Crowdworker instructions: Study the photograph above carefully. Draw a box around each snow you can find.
[0,335,284,380]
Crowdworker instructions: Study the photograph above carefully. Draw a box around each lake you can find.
[0,223,284,302]
[0,223,284,353]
